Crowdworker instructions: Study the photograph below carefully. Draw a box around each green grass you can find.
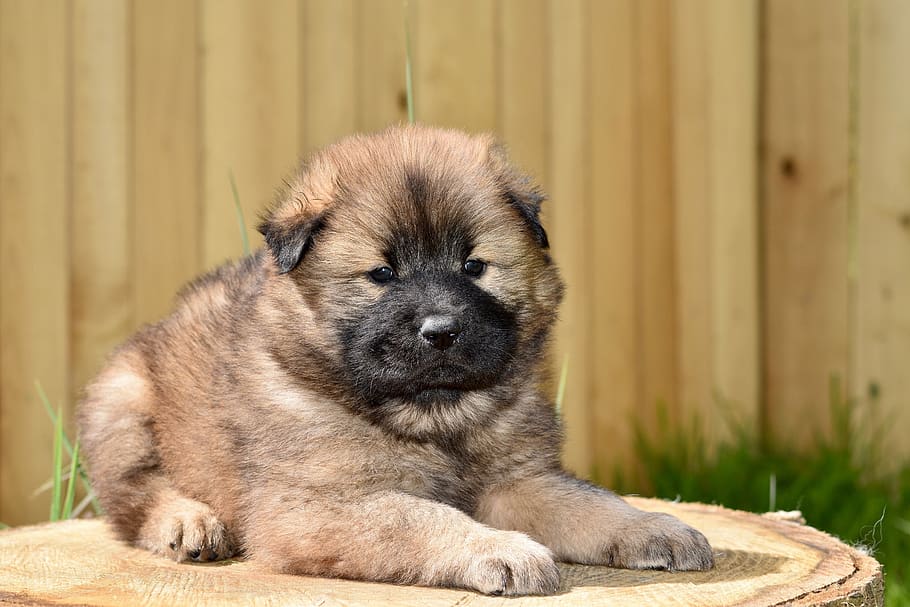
[35,382,101,521]
[554,354,569,417]
[607,378,909,605]
[48,404,82,521]
[49,405,64,521]
[0,388,94,529]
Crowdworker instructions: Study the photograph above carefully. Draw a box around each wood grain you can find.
[587,0,639,478]
[671,0,712,435]
[132,0,201,325]
[302,0,356,156]
[0,0,70,525]
[855,0,910,463]
[497,0,547,181]
[414,0,496,131]
[635,0,678,433]
[762,0,850,444]
[0,498,882,606]
[71,0,132,395]
[200,0,299,269]
[357,0,408,132]
[705,0,760,439]
[672,0,760,445]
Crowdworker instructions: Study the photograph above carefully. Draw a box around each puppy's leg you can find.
[78,356,232,562]
[246,490,560,596]
[135,485,232,562]
[475,473,714,571]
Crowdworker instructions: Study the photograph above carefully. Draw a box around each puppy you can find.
[78,125,713,595]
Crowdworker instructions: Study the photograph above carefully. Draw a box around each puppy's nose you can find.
[419,315,462,350]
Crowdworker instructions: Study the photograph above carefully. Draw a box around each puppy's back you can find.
[78,252,268,542]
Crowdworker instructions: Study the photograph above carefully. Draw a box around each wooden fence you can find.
[1,0,907,525]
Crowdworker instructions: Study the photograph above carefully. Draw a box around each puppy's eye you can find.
[462,259,486,278]
[367,266,395,284]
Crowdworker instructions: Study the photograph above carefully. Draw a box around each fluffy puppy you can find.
[78,125,713,595]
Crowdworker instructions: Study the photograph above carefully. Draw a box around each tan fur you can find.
[78,125,712,596]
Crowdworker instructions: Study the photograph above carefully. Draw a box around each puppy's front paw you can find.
[605,512,714,572]
[460,531,560,596]
[138,496,233,562]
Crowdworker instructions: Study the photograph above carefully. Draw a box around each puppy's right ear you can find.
[258,212,326,274]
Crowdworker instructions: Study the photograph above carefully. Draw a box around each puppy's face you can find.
[261,126,563,438]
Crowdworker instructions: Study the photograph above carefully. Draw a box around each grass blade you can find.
[769,473,777,512]
[32,473,68,498]
[555,354,569,416]
[50,407,63,521]
[229,170,251,256]
[62,439,80,519]
[36,381,73,456]
[404,1,415,123]
[34,381,103,515]
[86,485,103,516]
[72,492,95,519]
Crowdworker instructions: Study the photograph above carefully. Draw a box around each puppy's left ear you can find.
[486,141,550,249]
[502,179,549,249]
[258,213,326,274]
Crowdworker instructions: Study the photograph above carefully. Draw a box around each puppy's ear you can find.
[503,180,549,249]
[258,212,326,274]
[487,142,550,249]
[258,215,325,274]
[260,157,337,273]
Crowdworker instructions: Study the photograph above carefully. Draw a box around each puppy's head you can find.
[260,125,563,439]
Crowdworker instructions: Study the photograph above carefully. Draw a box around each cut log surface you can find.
[0,498,882,606]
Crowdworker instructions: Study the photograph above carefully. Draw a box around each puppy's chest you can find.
[391,443,490,513]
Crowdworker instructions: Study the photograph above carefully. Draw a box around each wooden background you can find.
[1,0,907,526]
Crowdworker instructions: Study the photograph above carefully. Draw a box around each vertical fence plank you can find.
[0,0,70,525]
[414,0,496,131]
[302,0,356,156]
[672,0,759,444]
[498,0,547,181]
[587,0,640,479]
[707,0,760,436]
[547,0,590,476]
[358,0,408,133]
[71,0,131,396]
[133,0,200,324]
[855,0,910,462]
[200,0,300,268]
[635,0,678,425]
[762,0,849,444]
[672,0,712,434]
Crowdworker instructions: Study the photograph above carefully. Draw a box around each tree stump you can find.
[0,498,882,606]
